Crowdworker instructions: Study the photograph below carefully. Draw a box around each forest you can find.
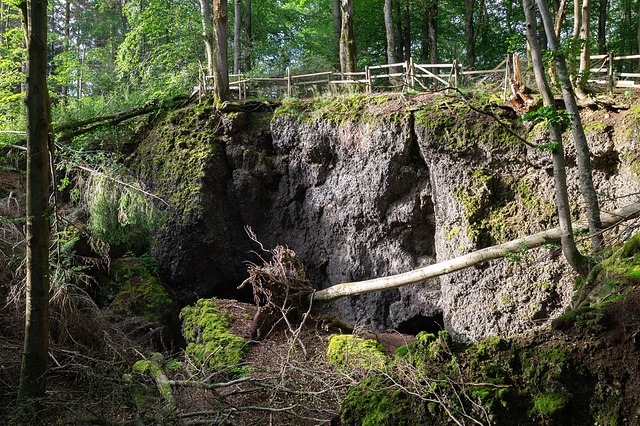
[2,0,640,424]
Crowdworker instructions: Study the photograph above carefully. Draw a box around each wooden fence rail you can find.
[202,54,640,101]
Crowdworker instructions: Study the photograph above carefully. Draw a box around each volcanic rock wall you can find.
[136,99,640,341]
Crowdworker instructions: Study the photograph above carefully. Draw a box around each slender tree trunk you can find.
[244,0,252,72]
[384,0,396,65]
[394,0,402,61]
[339,0,357,74]
[555,0,567,38]
[573,0,582,39]
[637,1,640,72]
[465,0,475,69]
[403,2,410,59]
[536,0,603,251]
[234,0,241,73]
[522,0,588,277]
[213,0,229,102]
[61,0,69,102]
[597,0,607,54]
[428,0,437,64]
[18,0,51,409]
[198,0,214,77]
[333,0,341,67]
[578,0,592,91]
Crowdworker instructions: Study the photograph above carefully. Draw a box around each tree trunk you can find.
[573,0,582,39]
[428,0,437,64]
[578,0,592,92]
[464,0,475,69]
[333,0,341,67]
[339,0,357,74]
[213,0,229,102]
[61,0,69,102]
[18,0,51,408]
[244,0,252,72]
[384,0,396,66]
[198,0,214,77]
[536,0,604,251]
[597,0,607,54]
[311,202,640,304]
[234,0,241,73]
[394,0,402,61]
[403,2,410,59]
[523,0,588,277]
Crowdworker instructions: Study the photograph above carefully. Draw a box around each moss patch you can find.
[326,335,386,369]
[340,377,416,426]
[180,299,248,374]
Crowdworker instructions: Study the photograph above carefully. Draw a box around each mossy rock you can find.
[179,299,247,373]
[326,335,386,369]
[340,377,418,426]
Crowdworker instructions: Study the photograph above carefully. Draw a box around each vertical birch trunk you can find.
[198,0,214,77]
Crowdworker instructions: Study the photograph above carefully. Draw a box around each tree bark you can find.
[523,0,588,277]
[464,0,475,69]
[597,0,607,54]
[244,0,252,72]
[333,0,341,67]
[384,0,396,66]
[18,0,51,406]
[573,0,582,39]
[428,0,437,64]
[394,0,402,61]
[213,0,229,102]
[311,202,640,304]
[403,2,410,59]
[339,0,357,74]
[234,0,241,73]
[61,0,70,102]
[198,0,214,77]
[578,0,592,92]
[536,0,604,251]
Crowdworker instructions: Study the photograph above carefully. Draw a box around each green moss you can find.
[326,335,386,369]
[340,377,415,426]
[179,299,247,373]
[132,353,174,403]
[131,104,221,220]
[106,256,173,322]
[111,276,173,322]
[454,170,557,247]
[533,392,570,415]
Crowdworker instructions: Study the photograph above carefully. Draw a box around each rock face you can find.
[136,98,640,342]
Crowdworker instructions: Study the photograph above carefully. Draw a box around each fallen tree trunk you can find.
[312,202,640,304]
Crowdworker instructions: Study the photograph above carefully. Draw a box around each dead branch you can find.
[312,202,640,304]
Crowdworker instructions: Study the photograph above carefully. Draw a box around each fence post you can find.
[454,60,459,88]
[409,57,415,90]
[608,52,614,94]
[287,68,292,98]
[366,66,371,93]
[503,54,510,101]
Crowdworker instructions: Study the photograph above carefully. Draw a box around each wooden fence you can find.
[201,54,640,101]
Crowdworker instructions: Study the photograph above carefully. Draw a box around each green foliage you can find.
[326,335,386,369]
[180,299,248,374]
[80,171,163,251]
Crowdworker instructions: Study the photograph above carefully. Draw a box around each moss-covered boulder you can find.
[326,335,386,370]
[179,299,248,374]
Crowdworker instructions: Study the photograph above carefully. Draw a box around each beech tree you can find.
[339,0,357,74]
[17,0,52,407]
[535,0,604,251]
[522,0,588,277]
[234,0,241,73]
[384,0,395,66]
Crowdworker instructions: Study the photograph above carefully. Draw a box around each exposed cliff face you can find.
[134,95,640,342]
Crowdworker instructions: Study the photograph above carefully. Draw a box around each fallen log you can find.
[312,202,640,304]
